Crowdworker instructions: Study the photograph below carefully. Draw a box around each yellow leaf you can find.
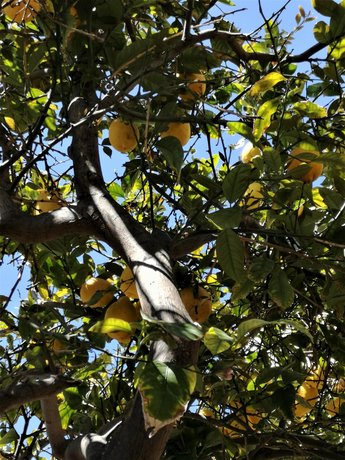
[4,116,16,131]
[249,72,286,97]
[312,188,327,208]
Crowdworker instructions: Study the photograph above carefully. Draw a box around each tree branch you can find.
[40,395,67,460]
[0,373,78,414]
[0,190,98,243]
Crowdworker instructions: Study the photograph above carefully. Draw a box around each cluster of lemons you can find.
[78,266,212,345]
[108,73,206,154]
[201,367,344,440]
[241,141,323,211]
[294,366,345,419]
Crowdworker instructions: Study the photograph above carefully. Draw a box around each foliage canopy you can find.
[1,0,345,459]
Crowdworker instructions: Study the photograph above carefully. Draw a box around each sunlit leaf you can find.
[237,319,269,341]
[253,97,280,140]
[293,101,327,118]
[161,322,204,341]
[312,0,340,16]
[0,429,18,446]
[249,72,286,97]
[89,318,133,334]
[313,20,330,43]
[203,327,233,354]
[136,362,197,421]
[228,121,256,144]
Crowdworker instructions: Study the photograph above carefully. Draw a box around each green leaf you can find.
[228,121,256,144]
[253,97,280,140]
[216,229,245,282]
[231,277,255,301]
[113,34,156,72]
[206,208,242,229]
[282,320,313,343]
[293,101,327,118]
[222,163,252,203]
[256,367,282,385]
[312,0,341,16]
[136,362,196,421]
[248,256,275,282]
[249,72,286,97]
[64,387,82,409]
[156,137,184,177]
[59,401,77,430]
[108,182,125,199]
[313,20,330,43]
[329,7,345,39]
[203,327,233,354]
[271,384,295,419]
[161,322,204,341]
[0,428,18,447]
[263,147,282,172]
[268,269,294,309]
[237,318,313,343]
[237,319,269,341]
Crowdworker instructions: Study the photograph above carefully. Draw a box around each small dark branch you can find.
[190,29,343,65]
[0,124,14,190]
[2,253,27,311]
[182,0,194,41]
[14,408,28,460]
[124,16,136,42]
[40,395,67,460]
[258,0,281,64]
[0,373,78,414]
[286,40,329,63]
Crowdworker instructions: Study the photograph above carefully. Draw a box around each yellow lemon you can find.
[104,296,141,344]
[180,73,206,101]
[222,418,246,438]
[80,277,113,308]
[294,381,319,418]
[120,266,139,299]
[241,142,262,163]
[325,397,344,416]
[180,286,212,323]
[161,122,191,147]
[287,148,323,183]
[109,119,139,153]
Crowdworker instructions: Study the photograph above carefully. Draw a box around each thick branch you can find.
[101,393,173,460]
[0,190,97,243]
[67,87,200,459]
[0,373,77,414]
[40,395,68,460]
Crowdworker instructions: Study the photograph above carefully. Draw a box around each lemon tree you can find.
[1,1,345,459]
